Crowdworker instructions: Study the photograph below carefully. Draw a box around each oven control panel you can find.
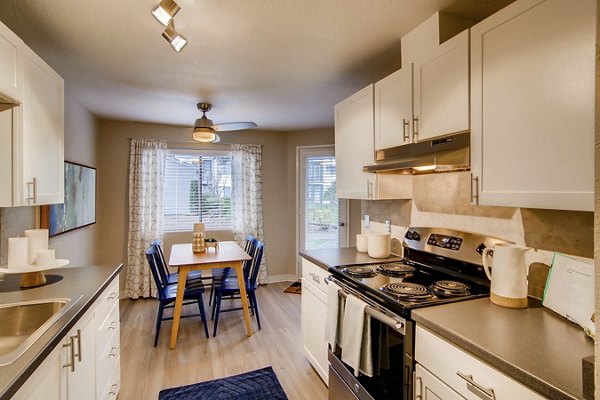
[427,234,463,251]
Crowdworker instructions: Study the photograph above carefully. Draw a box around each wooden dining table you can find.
[168,241,253,349]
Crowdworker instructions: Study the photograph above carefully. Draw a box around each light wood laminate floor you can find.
[119,282,328,400]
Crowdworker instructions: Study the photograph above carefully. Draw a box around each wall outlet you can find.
[364,215,370,229]
[385,220,391,233]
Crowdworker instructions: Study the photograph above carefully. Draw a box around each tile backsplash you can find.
[361,171,593,260]
[0,207,36,265]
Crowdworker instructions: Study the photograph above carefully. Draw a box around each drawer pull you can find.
[457,371,496,400]
[109,346,119,357]
[73,329,82,362]
[308,272,320,284]
[413,372,423,400]
[108,321,118,330]
[108,383,119,396]
[107,292,118,301]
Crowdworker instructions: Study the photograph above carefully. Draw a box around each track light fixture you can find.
[162,22,187,52]
[152,0,181,26]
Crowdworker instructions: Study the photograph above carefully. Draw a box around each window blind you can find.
[304,155,338,249]
[163,149,232,232]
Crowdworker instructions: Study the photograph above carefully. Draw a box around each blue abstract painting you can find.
[48,162,96,236]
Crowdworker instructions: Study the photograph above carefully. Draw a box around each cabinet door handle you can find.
[308,272,320,284]
[73,329,82,362]
[109,321,118,330]
[27,177,37,204]
[62,336,75,372]
[413,371,423,400]
[412,116,419,141]
[402,118,410,141]
[367,180,373,199]
[108,383,119,396]
[109,346,119,357]
[107,291,118,301]
[456,371,496,400]
[471,174,479,205]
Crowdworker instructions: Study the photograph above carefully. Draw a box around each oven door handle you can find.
[325,276,406,334]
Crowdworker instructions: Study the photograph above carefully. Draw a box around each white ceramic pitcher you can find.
[482,243,530,308]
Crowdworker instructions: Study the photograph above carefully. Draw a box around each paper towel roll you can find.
[36,249,56,268]
[25,229,49,264]
[8,237,29,268]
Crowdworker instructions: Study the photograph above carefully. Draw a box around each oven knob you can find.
[410,231,421,241]
[354,383,360,393]
[476,243,486,255]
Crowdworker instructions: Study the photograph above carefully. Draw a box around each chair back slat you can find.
[151,239,171,284]
[145,244,168,300]
[243,235,258,277]
[247,241,264,289]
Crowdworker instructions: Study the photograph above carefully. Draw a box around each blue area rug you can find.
[158,366,288,400]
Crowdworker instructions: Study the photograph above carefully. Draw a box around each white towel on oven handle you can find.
[326,280,343,348]
[341,294,373,377]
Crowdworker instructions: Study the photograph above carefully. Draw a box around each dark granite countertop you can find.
[413,298,594,400]
[299,247,403,271]
[0,264,122,399]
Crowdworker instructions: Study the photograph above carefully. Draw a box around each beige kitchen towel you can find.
[359,314,373,377]
[341,294,370,377]
[326,281,343,348]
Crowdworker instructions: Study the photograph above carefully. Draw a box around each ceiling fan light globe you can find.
[193,128,216,142]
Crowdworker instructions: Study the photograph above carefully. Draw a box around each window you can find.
[163,149,232,232]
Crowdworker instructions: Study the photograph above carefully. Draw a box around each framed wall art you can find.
[41,161,96,236]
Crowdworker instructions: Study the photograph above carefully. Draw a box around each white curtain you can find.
[126,139,167,299]
[231,144,267,284]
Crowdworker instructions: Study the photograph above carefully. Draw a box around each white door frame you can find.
[295,145,349,278]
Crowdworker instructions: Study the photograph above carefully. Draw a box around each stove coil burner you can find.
[342,266,376,278]
[381,282,434,301]
[431,280,471,297]
[376,263,416,278]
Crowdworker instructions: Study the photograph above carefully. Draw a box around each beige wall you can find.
[96,120,329,288]
[0,93,99,267]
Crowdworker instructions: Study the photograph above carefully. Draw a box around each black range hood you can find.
[363,131,470,174]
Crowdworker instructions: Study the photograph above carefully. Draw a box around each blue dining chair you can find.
[212,240,264,337]
[151,239,207,287]
[208,235,258,306]
[145,244,210,346]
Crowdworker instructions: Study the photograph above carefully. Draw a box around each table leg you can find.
[169,266,189,349]
[234,261,253,337]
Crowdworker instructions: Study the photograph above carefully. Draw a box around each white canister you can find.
[356,234,368,253]
[368,233,391,259]
[8,237,29,268]
[36,249,56,268]
[25,229,49,264]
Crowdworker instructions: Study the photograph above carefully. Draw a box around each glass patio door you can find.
[298,147,347,256]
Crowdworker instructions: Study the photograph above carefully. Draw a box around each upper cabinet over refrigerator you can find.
[470,0,595,211]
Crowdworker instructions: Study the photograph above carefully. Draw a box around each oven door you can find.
[328,311,414,400]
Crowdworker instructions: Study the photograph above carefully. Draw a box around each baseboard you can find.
[266,274,299,284]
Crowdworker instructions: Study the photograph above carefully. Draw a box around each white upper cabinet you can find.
[0,22,23,102]
[335,84,375,199]
[374,65,412,150]
[374,13,470,149]
[413,29,469,141]
[20,46,65,205]
[0,20,64,207]
[470,0,595,211]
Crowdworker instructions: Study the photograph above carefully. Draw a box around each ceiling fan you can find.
[192,103,257,143]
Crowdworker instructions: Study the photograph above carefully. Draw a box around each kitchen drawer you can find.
[100,356,120,400]
[97,325,120,399]
[302,258,328,294]
[97,300,119,355]
[95,277,119,330]
[416,326,545,400]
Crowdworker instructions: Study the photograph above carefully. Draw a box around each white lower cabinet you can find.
[414,364,464,400]
[415,326,546,400]
[12,346,62,400]
[13,276,120,400]
[301,258,329,384]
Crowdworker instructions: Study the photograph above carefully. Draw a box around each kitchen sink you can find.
[0,297,81,366]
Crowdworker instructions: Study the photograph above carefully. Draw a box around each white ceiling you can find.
[0,0,509,132]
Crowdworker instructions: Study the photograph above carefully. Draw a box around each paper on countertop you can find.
[543,253,594,335]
